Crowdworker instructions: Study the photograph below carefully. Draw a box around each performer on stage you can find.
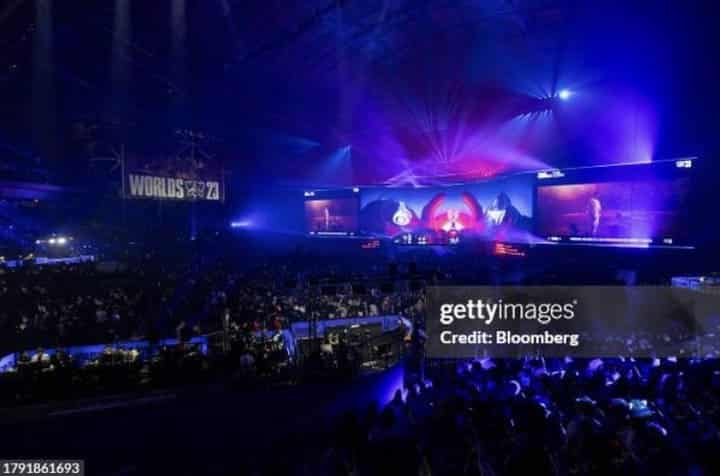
[587,192,602,236]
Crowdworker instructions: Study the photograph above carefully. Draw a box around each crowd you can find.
[0,256,422,357]
[0,263,147,352]
[0,252,425,404]
[4,246,720,476]
[321,355,720,476]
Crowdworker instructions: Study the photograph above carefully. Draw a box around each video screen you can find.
[304,197,359,235]
[537,178,690,244]
[360,176,533,245]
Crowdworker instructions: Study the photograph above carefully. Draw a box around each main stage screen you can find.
[305,197,359,235]
[536,178,690,245]
[360,176,533,245]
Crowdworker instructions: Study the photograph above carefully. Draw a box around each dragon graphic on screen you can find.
[360,182,532,245]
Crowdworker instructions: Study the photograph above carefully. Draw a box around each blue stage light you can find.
[558,89,573,100]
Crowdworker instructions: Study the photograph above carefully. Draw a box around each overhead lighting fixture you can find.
[537,170,565,179]
[41,236,71,246]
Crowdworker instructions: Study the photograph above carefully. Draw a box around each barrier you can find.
[0,336,208,373]
[0,316,409,373]
[290,315,406,340]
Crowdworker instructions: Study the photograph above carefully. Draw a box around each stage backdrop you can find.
[359,175,533,245]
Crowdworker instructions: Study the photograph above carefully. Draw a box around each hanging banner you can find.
[124,156,224,202]
[126,173,222,201]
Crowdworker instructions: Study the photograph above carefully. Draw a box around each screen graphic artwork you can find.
[360,176,533,245]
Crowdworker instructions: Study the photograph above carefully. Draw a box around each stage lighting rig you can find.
[537,170,565,179]
[36,235,73,246]
[174,128,216,170]
[175,129,207,141]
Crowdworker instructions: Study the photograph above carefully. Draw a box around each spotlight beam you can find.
[558,89,573,100]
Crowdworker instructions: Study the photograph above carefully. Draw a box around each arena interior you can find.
[1,1,720,475]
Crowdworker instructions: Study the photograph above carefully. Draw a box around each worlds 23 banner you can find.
[125,173,223,202]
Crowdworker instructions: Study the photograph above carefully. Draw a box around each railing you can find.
[0,336,208,373]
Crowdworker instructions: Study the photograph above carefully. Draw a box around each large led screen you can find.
[360,176,533,245]
[536,178,690,245]
[305,197,359,235]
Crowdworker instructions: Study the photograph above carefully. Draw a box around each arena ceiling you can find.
[0,0,716,187]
